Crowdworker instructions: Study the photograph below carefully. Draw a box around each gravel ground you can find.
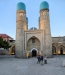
[0,55,65,75]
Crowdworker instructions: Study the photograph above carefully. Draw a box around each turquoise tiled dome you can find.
[40,1,49,11]
[17,2,26,11]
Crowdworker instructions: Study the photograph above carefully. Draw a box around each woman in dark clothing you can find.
[37,55,40,64]
[40,55,44,65]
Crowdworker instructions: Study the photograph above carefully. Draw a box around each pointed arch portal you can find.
[31,48,38,57]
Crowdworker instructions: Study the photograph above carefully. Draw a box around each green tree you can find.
[0,36,3,47]
[0,36,11,49]
[3,40,11,49]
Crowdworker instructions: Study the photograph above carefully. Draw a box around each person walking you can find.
[44,55,47,64]
[37,55,40,64]
[40,55,44,65]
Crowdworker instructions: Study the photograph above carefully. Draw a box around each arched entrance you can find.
[27,36,40,55]
[58,45,65,55]
[10,46,15,55]
[60,47,63,55]
[32,50,37,57]
[30,48,38,57]
[52,46,56,55]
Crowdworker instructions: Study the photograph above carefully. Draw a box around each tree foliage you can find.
[0,36,11,49]
[0,36,3,47]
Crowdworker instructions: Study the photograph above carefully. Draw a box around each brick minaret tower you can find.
[39,1,52,57]
[15,2,28,58]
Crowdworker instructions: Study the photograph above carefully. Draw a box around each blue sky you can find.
[0,0,65,40]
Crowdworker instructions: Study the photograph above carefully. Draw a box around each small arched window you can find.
[32,38,35,43]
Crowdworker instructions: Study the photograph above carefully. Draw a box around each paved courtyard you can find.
[0,55,65,75]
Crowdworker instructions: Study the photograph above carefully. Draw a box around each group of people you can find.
[37,55,47,65]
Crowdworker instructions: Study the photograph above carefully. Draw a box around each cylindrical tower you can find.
[39,1,52,57]
[15,2,27,58]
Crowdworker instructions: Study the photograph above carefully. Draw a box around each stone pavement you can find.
[0,55,65,75]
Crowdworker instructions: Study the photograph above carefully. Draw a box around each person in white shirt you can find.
[44,55,47,64]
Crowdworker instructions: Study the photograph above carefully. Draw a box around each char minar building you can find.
[15,1,52,58]
[15,1,65,58]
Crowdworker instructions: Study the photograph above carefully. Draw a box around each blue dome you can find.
[40,1,49,11]
[17,2,26,11]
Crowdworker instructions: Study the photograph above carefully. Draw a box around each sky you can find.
[0,0,65,40]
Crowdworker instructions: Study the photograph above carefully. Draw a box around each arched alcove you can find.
[27,36,40,51]
[52,46,56,55]
[58,45,65,55]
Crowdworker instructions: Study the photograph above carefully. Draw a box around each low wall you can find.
[0,50,9,55]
